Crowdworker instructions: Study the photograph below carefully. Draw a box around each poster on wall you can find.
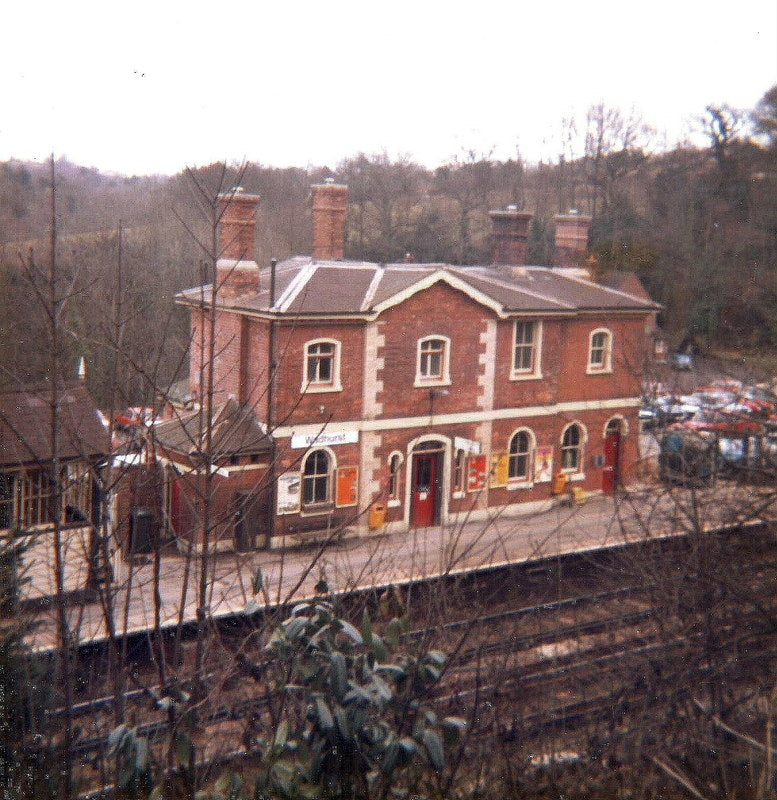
[489,452,509,488]
[534,447,553,483]
[467,454,488,492]
[277,472,301,515]
[336,466,359,507]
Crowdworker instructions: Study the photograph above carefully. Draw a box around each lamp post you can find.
[428,388,449,424]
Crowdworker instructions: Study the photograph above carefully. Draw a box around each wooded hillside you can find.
[2,87,776,406]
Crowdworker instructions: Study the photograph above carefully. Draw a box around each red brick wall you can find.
[376,282,491,419]
[244,317,271,420]
[191,310,272,416]
[167,464,271,547]
[556,316,645,402]
[273,321,365,427]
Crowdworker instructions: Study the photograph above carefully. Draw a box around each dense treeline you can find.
[1,87,776,405]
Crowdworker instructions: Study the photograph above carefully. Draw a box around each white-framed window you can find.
[415,336,451,387]
[302,339,342,393]
[302,448,334,509]
[388,452,403,505]
[3,467,63,528]
[587,328,613,374]
[511,320,542,379]
[561,423,586,473]
[508,429,534,481]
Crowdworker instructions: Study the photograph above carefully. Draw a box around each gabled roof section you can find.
[175,257,661,320]
[153,397,272,458]
[371,268,505,315]
[0,382,110,467]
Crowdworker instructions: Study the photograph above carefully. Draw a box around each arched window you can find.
[605,417,623,437]
[302,449,333,507]
[415,335,451,386]
[453,448,466,494]
[561,423,585,472]
[587,328,613,373]
[388,452,402,501]
[302,339,342,392]
[508,429,533,480]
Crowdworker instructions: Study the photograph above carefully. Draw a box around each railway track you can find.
[35,530,777,797]
[60,593,771,760]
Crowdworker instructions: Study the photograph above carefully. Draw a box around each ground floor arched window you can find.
[508,429,533,480]
[302,449,333,507]
[561,423,584,471]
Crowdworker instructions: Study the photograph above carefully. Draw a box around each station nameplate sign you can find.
[291,429,359,449]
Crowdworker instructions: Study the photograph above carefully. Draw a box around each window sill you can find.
[507,481,533,490]
[301,382,343,394]
[586,366,612,375]
[509,371,543,382]
[561,471,586,482]
[388,499,401,508]
[414,378,452,389]
[300,503,335,516]
[451,491,465,500]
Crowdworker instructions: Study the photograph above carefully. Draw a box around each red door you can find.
[412,452,439,527]
[603,431,621,493]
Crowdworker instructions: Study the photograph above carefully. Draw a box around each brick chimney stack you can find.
[554,211,592,269]
[312,179,348,261]
[489,206,533,266]
[216,189,261,298]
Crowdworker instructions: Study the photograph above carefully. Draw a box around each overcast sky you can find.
[2,1,776,176]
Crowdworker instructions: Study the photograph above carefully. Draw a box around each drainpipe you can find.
[265,258,278,549]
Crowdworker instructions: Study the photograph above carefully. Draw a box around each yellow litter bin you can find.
[571,486,588,506]
[369,503,387,530]
[552,470,569,496]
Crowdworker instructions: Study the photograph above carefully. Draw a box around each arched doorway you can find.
[603,417,623,493]
[410,440,445,527]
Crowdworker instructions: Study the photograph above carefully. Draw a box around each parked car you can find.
[659,429,717,484]
[640,395,698,430]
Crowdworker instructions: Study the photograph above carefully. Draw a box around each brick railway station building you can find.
[161,183,659,551]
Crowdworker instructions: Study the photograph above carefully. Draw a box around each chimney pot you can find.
[216,191,261,298]
[489,207,533,267]
[554,212,592,269]
[312,181,348,261]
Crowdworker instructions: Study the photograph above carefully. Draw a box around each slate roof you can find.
[176,258,660,318]
[153,397,272,458]
[599,270,652,301]
[0,383,110,467]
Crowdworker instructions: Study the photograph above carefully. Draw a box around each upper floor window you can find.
[415,336,451,387]
[561,423,585,473]
[587,328,613,374]
[302,339,342,393]
[511,320,542,379]
[508,429,533,481]
[302,448,334,509]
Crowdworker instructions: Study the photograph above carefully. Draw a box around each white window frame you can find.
[587,328,613,374]
[560,422,587,476]
[507,427,535,486]
[510,320,543,380]
[452,448,467,499]
[414,335,451,388]
[387,451,403,507]
[301,338,343,393]
[301,447,336,512]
